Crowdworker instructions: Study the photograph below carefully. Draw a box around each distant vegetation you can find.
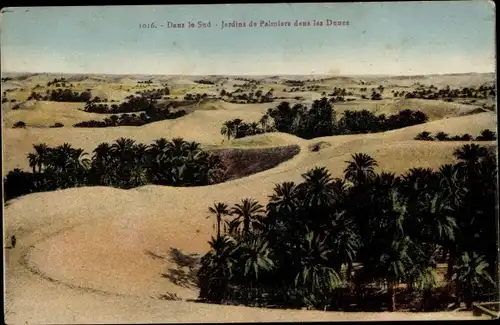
[12,121,26,128]
[220,88,274,104]
[221,98,429,140]
[198,144,497,312]
[28,89,93,102]
[184,93,212,101]
[3,138,225,200]
[84,87,170,114]
[414,129,497,142]
[395,84,495,100]
[73,109,187,127]
[46,77,70,87]
[194,79,215,85]
[220,119,268,140]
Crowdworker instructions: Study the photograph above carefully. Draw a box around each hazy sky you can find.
[0,1,495,75]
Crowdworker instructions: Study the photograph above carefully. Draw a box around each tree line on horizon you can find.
[198,143,498,312]
[394,84,495,101]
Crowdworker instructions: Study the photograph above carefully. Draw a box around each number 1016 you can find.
[139,23,158,28]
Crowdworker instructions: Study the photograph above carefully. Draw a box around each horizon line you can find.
[1,70,495,78]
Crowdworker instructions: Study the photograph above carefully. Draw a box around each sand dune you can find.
[334,98,484,120]
[2,101,117,128]
[3,111,495,173]
[381,111,497,140]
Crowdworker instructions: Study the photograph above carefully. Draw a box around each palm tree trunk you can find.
[216,216,221,238]
[464,285,473,309]
[388,280,396,312]
[244,217,250,235]
[447,249,456,290]
[422,289,432,311]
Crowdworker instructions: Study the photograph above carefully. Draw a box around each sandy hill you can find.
[3,108,496,173]
[2,101,117,128]
[333,98,484,121]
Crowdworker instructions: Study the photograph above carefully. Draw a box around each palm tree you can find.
[109,114,119,126]
[167,137,188,158]
[198,235,238,302]
[453,252,494,309]
[230,198,266,236]
[208,202,230,238]
[476,129,496,141]
[27,143,51,173]
[267,181,301,215]
[344,153,378,185]
[249,122,260,135]
[295,231,341,306]
[300,167,335,209]
[238,235,274,283]
[414,131,434,141]
[259,114,269,131]
[221,120,234,140]
[453,144,489,176]
[435,132,450,141]
[231,118,243,136]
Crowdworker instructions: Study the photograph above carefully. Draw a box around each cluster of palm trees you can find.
[83,94,151,113]
[199,143,498,312]
[221,89,274,104]
[414,129,497,142]
[27,89,93,102]
[46,77,67,87]
[220,118,270,140]
[338,109,428,134]
[227,99,429,140]
[3,137,225,201]
[74,109,187,128]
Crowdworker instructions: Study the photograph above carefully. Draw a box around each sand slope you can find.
[2,101,119,128]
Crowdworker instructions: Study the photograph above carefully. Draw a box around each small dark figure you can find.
[11,235,16,248]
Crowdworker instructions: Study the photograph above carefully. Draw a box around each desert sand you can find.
[2,73,495,323]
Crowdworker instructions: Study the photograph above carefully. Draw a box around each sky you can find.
[0,1,496,75]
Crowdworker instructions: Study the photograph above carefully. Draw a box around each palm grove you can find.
[200,144,497,312]
[221,97,430,140]
[4,138,225,201]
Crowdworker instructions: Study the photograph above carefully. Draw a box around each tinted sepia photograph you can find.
[1,1,498,323]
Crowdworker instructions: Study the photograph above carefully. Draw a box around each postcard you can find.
[1,2,498,323]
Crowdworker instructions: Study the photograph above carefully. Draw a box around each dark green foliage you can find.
[197,144,498,312]
[414,129,496,142]
[28,88,92,102]
[402,83,495,100]
[4,138,225,200]
[12,121,26,128]
[74,109,187,127]
[224,98,429,140]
